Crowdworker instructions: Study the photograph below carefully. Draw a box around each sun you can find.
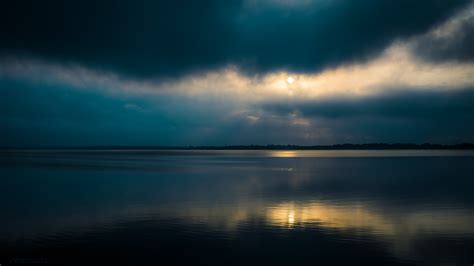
[287,76,295,84]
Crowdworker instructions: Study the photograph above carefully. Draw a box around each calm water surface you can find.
[1,150,473,265]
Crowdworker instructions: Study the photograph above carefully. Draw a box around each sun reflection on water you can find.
[265,201,393,233]
[270,151,298,157]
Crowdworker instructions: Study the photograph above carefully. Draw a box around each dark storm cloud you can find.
[263,89,474,120]
[0,0,470,77]
[0,78,232,146]
[0,0,239,77]
[1,73,473,146]
[413,8,474,63]
[261,89,474,143]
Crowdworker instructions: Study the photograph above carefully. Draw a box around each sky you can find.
[0,0,473,146]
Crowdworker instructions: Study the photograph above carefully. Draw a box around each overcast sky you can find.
[1,0,473,146]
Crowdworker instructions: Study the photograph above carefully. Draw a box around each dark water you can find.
[1,150,473,266]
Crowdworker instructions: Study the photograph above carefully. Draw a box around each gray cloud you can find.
[1,75,473,146]
[412,3,474,63]
[1,1,473,146]
[0,0,470,78]
[260,88,474,143]
[263,89,474,119]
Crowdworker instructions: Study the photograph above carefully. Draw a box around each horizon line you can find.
[2,143,474,150]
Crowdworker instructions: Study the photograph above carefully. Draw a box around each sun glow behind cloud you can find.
[2,0,474,104]
[2,43,473,102]
[1,2,473,145]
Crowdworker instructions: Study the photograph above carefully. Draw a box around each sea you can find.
[1,150,473,265]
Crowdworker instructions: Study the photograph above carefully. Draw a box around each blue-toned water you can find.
[1,150,473,265]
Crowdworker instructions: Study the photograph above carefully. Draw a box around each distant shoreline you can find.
[2,143,474,150]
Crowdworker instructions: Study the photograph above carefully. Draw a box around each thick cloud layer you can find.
[0,78,238,146]
[263,89,474,120]
[412,4,474,63]
[1,76,473,146]
[1,0,473,146]
[0,0,470,77]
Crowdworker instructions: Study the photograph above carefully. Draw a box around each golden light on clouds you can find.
[2,42,472,103]
[1,3,473,103]
[164,45,474,101]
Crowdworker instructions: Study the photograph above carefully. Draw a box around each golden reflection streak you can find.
[270,151,298,157]
[264,201,474,236]
[148,200,474,239]
[266,202,394,234]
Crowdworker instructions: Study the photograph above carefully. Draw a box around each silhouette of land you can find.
[2,143,474,150]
